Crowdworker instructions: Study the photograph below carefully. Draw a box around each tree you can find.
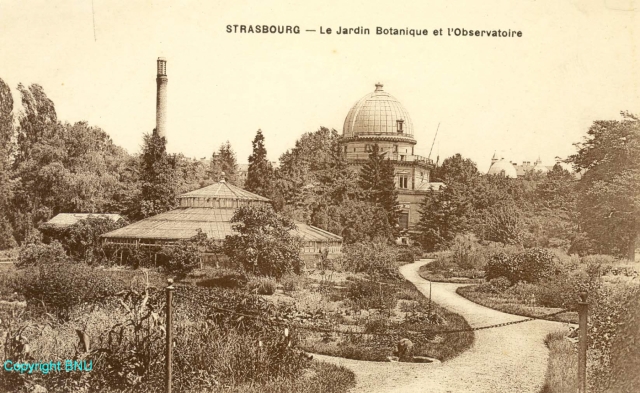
[568,112,640,259]
[358,144,399,226]
[311,199,392,244]
[210,140,238,184]
[137,132,179,219]
[431,153,480,184]
[275,127,360,222]
[223,205,302,278]
[416,182,471,251]
[0,78,15,249]
[245,129,275,198]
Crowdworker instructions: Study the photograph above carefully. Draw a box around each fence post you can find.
[165,278,174,393]
[577,291,588,393]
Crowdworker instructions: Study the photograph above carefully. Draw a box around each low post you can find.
[165,278,174,393]
[429,280,432,316]
[577,291,588,393]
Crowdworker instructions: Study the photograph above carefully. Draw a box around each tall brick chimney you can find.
[155,57,168,139]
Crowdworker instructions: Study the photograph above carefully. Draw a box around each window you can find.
[397,119,404,134]
[393,145,398,153]
[399,176,408,189]
[399,213,409,229]
[400,155,406,161]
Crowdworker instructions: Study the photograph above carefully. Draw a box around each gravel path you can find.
[315,259,566,393]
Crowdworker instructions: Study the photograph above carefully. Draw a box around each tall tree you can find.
[0,78,16,249]
[245,129,274,198]
[137,132,179,219]
[210,140,238,184]
[416,182,472,251]
[358,144,399,226]
[568,111,640,259]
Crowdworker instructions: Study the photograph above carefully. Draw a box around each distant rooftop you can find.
[45,213,123,228]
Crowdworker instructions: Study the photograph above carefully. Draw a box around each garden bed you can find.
[273,273,474,362]
[456,285,578,324]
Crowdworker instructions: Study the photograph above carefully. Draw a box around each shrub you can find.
[341,242,399,279]
[346,280,397,310]
[160,238,201,275]
[516,248,557,283]
[280,273,303,292]
[247,276,277,295]
[16,263,128,316]
[485,252,519,282]
[223,205,303,278]
[16,240,68,268]
[489,276,512,292]
[485,248,557,284]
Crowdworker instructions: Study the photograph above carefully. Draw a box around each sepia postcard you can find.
[0,1,638,392]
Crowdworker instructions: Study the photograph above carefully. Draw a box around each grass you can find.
[456,285,578,323]
[226,361,356,393]
[540,330,576,393]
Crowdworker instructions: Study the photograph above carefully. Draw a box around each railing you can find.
[347,153,433,165]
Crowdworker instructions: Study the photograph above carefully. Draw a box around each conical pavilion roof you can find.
[179,180,270,202]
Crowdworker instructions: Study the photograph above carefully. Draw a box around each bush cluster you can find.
[340,242,400,279]
[16,263,128,316]
[16,240,68,268]
[485,248,557,284]
[345,280,397,311]
[588,284,640,392]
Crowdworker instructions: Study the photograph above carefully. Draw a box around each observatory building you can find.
[341,83,443,231]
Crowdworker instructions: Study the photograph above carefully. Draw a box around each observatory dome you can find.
[343,83,414,139]
[487,159,518,178]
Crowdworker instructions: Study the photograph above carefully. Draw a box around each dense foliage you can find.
[273,128,394,243]
[340,241,400,279]
[224,205,303,278]
[40,216,128,263]
[484,248,557,284]
[568,111,639,259]
[16,263,128,316]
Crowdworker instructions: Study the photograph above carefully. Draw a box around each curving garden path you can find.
[315,259,567,393]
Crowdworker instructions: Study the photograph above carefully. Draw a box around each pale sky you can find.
[1,0,639,172]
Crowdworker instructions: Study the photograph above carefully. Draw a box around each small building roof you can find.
[45,213,123,228]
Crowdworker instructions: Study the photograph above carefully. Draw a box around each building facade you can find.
[340,83,441,231]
